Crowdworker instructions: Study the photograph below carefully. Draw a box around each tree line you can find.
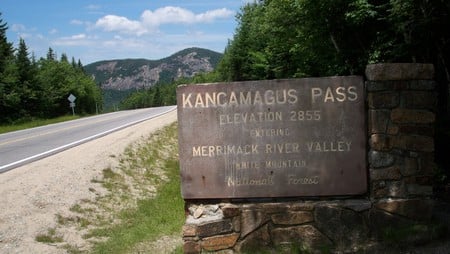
[0,13,102,123]
[215,0,449,106]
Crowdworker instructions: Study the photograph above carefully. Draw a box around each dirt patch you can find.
[0,110,177,254]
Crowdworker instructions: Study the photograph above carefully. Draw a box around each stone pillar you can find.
[366,63,436,219]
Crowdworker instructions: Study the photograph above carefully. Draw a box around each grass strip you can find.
[0,115,80,134]
[89,122,184,254]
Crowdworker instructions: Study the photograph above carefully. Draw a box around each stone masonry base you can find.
[182,199,437,253]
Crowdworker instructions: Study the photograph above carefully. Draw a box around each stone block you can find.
[366,81,390,92]
[184,240,201,254]
[365,63,434,81]
[260,202,290,214]
[240,209,270,238]
[221,204,240,218]
[343,199,372,212]
[370,166,402,180]
[369,150,395,168]
[369,209,415,238]
[201,233,239,251]
[271,211,314,225]
[401,157,418,176]
[386,181,407,198]
[234,224,270,252]
[290,202,315,211]
[271,225,332,249]
[197,219,233,238]
[373,186,388,199]
[232,216,241,232]
[375,199,434,220]
[369,110,390,134]
[398,125,434,136]
[366,80,409,91]
[372,180,404,198]
[183,224,197,237]
[393,135,434,152]
[387,123,399,135]
[368,92,399,109]
[401,91,437,109]
[370,134,393,151]
[315,205,368,248]
[409,80,436,90]
[391,108,435,124]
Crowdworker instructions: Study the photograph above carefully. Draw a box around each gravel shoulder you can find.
[0,110,177,254]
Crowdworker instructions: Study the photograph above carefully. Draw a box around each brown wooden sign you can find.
[177,77,366,199]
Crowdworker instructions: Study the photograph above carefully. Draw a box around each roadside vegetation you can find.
[0,115,81,134]
[35,122,184,253]
[0,13,102,125]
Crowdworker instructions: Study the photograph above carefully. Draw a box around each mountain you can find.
[84,47,223,91]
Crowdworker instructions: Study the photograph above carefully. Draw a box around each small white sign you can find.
[68,94,76,103]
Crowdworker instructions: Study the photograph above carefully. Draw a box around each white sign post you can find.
[68,94,76,116]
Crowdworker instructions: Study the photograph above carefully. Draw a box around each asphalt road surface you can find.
[0,106,176,173]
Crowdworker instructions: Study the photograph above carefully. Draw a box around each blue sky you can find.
[1,1,250,64]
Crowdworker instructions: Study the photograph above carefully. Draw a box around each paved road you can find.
[0,106,176,173]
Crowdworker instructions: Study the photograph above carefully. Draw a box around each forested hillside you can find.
[0,14,102,123]
[84,47,222,110]
[84,47,222,90]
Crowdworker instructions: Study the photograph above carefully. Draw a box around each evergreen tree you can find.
[77,59,84,73]
[60,53,69,63]
[71,57,77,68]
[0,13,14,75]
[16,38,33,84]
[46,47,56,61]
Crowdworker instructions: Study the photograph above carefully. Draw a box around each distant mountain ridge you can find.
[84,47,223,90]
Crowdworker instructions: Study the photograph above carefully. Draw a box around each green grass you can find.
[89,123,184,254]
[0,115,81,134]
[54,122,184,254]
[35,228,64,243]
[91,159,184,254]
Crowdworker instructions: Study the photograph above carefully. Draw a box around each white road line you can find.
[0,107,176,173]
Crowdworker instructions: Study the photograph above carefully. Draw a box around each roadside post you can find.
[68,94,76,116]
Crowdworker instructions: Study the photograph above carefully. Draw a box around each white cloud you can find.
[141,6,195,27]
[86,4,101,10]
[141,6,234,26]
[94,6,234,36]
[49,28,58,35]
[70,19,84,25]
[95,15,148,35]
[53,34,92,46]
[195,8,235,23]
[11,24,26,32]
[71,34,87,40]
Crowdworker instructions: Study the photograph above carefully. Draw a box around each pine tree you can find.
[60,53,69,63]
[77,59,84,73]
[0,13,14,75]
[71,57,77,68]
[46,47,56,61]
[16,38,32,84]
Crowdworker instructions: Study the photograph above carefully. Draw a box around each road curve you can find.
[0,106,176,173]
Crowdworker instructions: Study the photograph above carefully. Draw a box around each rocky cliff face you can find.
[84,48,222,90]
